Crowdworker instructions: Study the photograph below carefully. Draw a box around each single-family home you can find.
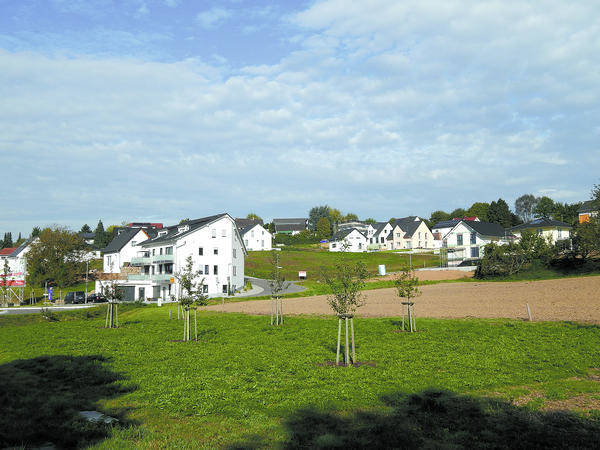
[366,222,393,250]
[96,213,246,301]
[578,200,598,224]
[387,216,435,250]
[273,218,308,235]
[431,217,480,238]
[509,218,572,244]
[235,218,273,251]
[443,220,511,265]
[329,228,368,252]
[0,239,34,287]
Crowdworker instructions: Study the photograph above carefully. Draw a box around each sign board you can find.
[298,271,307,279]
[170,277,175,284]
[49,287,53,302]
[0,271,26,287]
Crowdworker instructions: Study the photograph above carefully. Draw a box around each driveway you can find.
[244,276,306,297]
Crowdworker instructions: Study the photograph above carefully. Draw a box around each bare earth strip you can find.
[206,275,600,323]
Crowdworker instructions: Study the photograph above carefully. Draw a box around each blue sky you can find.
[1,0,599,235]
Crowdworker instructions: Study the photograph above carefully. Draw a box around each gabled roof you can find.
[393,216,425,238]
[578,200,598,213]
[141,213,228,247]
[373,222,390,236]
[103,228,149,254]
[509,218,572,231]
[274,223,306,232]
[432,219,461,229]
[235,218,263,228]
[79,232,95,240]
[273,218,307,225]
[239,223,270,236]
[331,228,365,241]
[0,247,17,256]
[459,220,506,237]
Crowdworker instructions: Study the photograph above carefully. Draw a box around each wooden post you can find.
[350,317,356,363]
[411,303,416,332]
[526,303,533,322]
[336,318,342,365]
[270,297,274,325]
[407,303,413,332]
[280,297,283,324]
[177,303,180,320]
[402,305,405,331]
[345,317,349,366]
[115,304,118,328]
[276,296,280,325]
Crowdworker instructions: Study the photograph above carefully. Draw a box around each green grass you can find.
[246,247,440,281]
[1,306,600,448]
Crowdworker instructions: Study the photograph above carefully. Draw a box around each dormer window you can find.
[158,231,168,237]
[178,225,189,233]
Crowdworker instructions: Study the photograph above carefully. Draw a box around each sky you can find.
[1,0,599,236]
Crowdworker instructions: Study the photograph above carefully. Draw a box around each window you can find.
[251,230,254,238]
[159,248,163,255]
[203,285,208,293]
[233,266,237,276]
[213,248,218,255]
[107,255,112,266]
[222,229,226,237]
[222,284,228,294]
[165,246,173,255]
[470,232,476,244]
[558,227,562,238]
[396,233,400,238]
[198,247,203,256]
[165,263,173,274]
[233,248,237,258]
[131,241,136,246]
[212,228,216,238]
[262,230,264,235]
[213,265,218,275]
[418,232,421,239]
[332,243,337,248]
[205,265,209,275]
[151,266,155,275]
[245,239,248,246]
[471,247,480,258]
[457,234,463,245]
[261,240,264,247]
[152,249,155,256]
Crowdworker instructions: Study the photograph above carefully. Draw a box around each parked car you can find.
[86,293,107,303]
[64,291,86,304]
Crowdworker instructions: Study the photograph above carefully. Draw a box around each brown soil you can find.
[206,275,600,323]
[368,269,474,283]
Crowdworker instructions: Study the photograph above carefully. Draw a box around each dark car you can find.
[64,291,86,304]
[86,293,107,303]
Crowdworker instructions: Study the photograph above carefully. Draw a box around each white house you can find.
[509,218,572,244]
[366,222,393,250]
[0,239,34,287]
[443,220,511,265]
[239,223,273,251]
[96,213,247,301]
[329,228,367,252]
[387,217,435,250]
[102,228,153,273]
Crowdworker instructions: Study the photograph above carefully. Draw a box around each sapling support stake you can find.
[345,316,350,366]
[350,317,356,363]
[194,308,198,341]
[270,297,274,326]
[336,318,342,365]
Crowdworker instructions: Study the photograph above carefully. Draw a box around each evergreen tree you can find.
[3,232,13,248]
[80,224,92,234]
[31,226,41,238]
[487,199,513,228]
[94,220,106,248]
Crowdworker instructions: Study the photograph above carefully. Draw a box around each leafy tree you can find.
[246,213,262,221]
[364,218,376,224]
[429,211,450,226]
[175,256,208,341]
[487,199,513,228]
[100,267,123,328]
[343,213,359,222]
[80,224,92,234]
[94,220,106,248]
[25,227,86,288]
[450,208,466,219]
[534,196,555,219]
[466,202,490,221]
[31,226,41,238]
[552,202,581,225]
[393,268,421,332]
[514,194,538,222]
[328,208,343,232]
[316,217,331,240]
[321,261,368,366]
[592,182,600,207]
[308,205,331,231]
[571,219,600,261]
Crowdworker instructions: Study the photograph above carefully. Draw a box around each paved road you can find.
[0,304,98,315]
[246,276,306,297]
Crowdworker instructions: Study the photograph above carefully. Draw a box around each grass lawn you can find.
[245,247,440,281]
[1,306,600,448]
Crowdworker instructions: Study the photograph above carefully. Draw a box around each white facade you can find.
[443,222,509,265]
[242,224,273,251]
[511,226,571,244]
[367,223,393,250]
[96,215,246,301]
[0,241,33,286]
[329,229,368,252]
[103,229,150,273]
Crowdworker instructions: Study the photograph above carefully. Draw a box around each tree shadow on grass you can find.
[0,354,136,449]
[229,389,600,449]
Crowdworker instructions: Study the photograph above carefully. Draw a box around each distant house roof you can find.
[461,221,507,237]
[235,218,263,228]
[80,232,95,240]
[432,219,461,229]
[273,218,307,225]
[578,200,598,213]
[0,247,17,256]
[126,222,163,229]
[103,228,149,254]
[332,228,365,241]
[509,218,572,231]
[238,223,270,236]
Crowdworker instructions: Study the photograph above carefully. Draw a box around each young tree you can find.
[1,258,10,306]
[316,217,331,240]
[25,227,86,288]
[101,273,123,329]
[393,268,421,332]
[268,251,290,326]
[571,219,600,261]
[514,194,538,222]
[321,261,368,366]
[343,213,359,222]
[429,210,451,225]
[328,208,343,233]
[175,256,208,341]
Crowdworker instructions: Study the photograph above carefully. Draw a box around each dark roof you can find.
[140,213,229,247]
[79,232,95,240]
[274,223,306,232]
[373,222,390,236]
[103,228,148,254]
[12,238,35,257]
[461,221,506,237]
[432,219,461,229]
[509,218,572,231]
[578,200,598,213]
[393,216,425,238]
[238,223,269,236]
[235,218,263,228]
[273,218,307,225]
[332,228,365,241]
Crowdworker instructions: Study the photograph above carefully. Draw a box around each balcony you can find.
[126,273,174,282]
[152,274,174,282]
[152,254,174,264]
[130,256,152,266]
[128,274,150,281]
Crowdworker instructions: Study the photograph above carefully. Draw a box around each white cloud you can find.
[195,7,233,30]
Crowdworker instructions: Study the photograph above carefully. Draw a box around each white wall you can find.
[243,224,273,251]
[102,229,149,273]
[512,227,571,244]
[329,229,367,252]
[444,222,508,260]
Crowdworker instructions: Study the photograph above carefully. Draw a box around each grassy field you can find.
[1,306,600,448]
[245,247,440,281]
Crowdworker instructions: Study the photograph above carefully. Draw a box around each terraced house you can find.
[96,214,246,301]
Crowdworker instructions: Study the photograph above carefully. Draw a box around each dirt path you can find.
[206,276,600,323]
